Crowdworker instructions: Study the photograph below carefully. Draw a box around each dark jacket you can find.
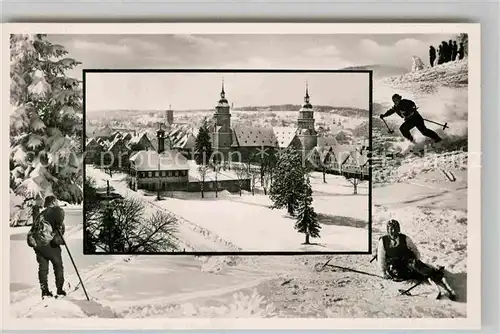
[377,233,420,275]
[429,47,436,58]
[42,206,66,246]
[382,99,418,120]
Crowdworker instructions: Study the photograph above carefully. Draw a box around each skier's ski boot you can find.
[41,289,53,299]
[56,288,67,297]
[448,290,457,301]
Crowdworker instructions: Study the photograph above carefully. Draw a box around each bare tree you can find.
[313,149,330,184]
[343,169,366,195]
[245,163,259,196]
[233,165,249,197]
[128,211,178,252]
[211,161,221,198]
[85,185,179,253]
[346,176,362,194]
[198,165,210,199]
[262,168,271,195]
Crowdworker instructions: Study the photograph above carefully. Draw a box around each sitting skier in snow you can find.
[377,219,457,300]
[380,94,442,144]
[27,195,67,298]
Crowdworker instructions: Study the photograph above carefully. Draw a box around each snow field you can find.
[87,166,369,252]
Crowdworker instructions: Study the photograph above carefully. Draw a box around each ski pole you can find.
[398,280,425,296]
[326,264,384,279]
[423,118,449,130]
[318,257,333,271]
[381,118,394,134]
[55,228,90,301]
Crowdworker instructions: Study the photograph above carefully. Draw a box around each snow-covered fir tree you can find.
[294,174,321,244]
[194,117,213,165]
[10,34,83,225]
[269,148,307,216]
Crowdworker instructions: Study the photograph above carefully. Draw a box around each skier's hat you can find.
[386,219,401,233]
[392,94,402,100]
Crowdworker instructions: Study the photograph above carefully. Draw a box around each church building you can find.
[205,80,364,173]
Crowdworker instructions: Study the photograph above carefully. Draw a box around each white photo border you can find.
[1,22,481,331]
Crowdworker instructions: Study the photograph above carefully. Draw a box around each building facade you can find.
[128,149,190,191]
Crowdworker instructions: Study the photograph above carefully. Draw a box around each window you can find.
[167,171,172,177]
[174,171,178,177]
[155,171,159,177]
[148,172,152,177]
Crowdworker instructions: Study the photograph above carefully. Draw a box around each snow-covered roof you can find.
[232,125,277,147]
[128,133,153,150]
[173,133,196,149]
[128,134,143,146]
[129,150,189,171]
[93,125,115,138]
[108,137,125,151]
[85,137,103,149]
[121,132,133,143]
[317,135,339,149]
[331,144,355,165]
[350,149,369,167]
[272,127,298,148]
[86,125,97,138]
[149,138,158,151]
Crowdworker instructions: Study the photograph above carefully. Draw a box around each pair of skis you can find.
[318,257,435,297]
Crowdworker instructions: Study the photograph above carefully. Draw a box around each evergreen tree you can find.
[194,118,212,165]
[294,175,321,244]
[10,34,83,224]
[269,148,306,216]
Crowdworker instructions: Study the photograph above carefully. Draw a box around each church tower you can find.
[212,79,232,163]
[166,104,174,126]
[157,123,165,153]
[296,82,318,156]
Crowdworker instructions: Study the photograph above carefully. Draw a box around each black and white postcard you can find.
[2,23,481,331]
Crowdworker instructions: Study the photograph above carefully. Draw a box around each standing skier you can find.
[27,195,67,298]
[380,94,442,144]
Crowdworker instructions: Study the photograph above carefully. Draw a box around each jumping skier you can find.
[380,94,442,144]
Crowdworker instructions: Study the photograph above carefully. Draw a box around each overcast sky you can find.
[48,33,456,111]
[84,72,370,111]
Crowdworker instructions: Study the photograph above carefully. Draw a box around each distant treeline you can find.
[89,105,369,118]
[235,104,368,117]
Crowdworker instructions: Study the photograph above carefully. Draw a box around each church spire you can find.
[221,77,225,99]
[304,81,310,104]
[218,77,228,104]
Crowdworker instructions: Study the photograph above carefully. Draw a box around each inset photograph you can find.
[83,70,371,254]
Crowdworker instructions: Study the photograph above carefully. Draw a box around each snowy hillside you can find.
[372,58,468,182]
[10,58,470,321]
[342,64,409,79]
